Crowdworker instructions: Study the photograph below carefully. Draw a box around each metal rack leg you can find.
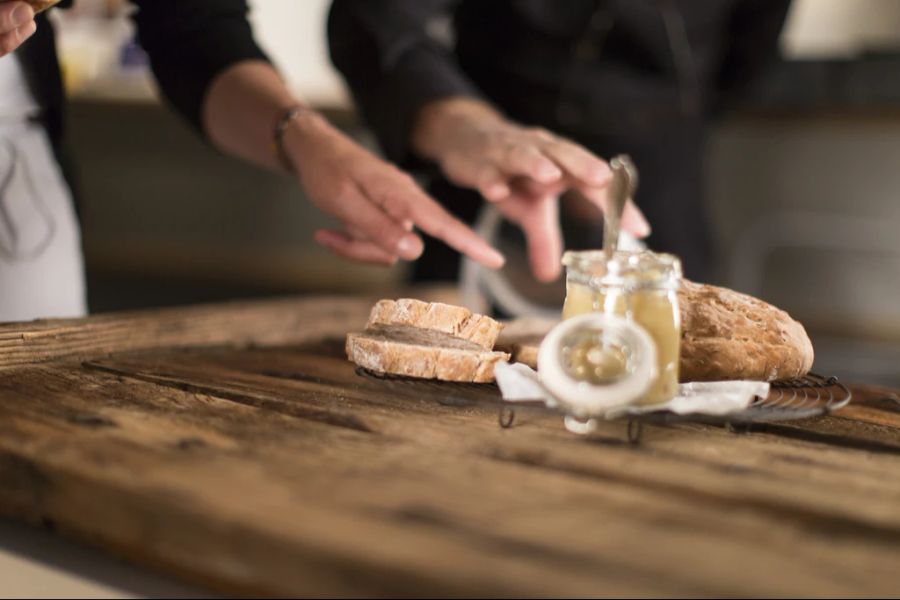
[627,418,643,445]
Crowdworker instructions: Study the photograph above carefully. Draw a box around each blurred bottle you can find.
[52,0,152,100]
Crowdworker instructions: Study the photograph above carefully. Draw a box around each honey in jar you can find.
[561,250,682,405]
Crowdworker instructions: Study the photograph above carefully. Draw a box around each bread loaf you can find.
[496,282,814,382]
[679,281,814,381]
[347,301,509,382]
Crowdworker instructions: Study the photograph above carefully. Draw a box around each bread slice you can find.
[348,300,509,382]
[496,281,814,382]
[347,326,509,383]
[366,298,502,350]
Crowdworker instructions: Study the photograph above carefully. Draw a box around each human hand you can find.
[282,110,505,268]
[413,97,651,282]
[0,2,36,56]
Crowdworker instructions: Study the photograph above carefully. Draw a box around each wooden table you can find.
[1,295,899,597]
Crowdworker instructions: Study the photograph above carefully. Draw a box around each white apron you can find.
[0,52,86,322]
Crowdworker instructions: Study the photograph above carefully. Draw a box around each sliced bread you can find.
[347,301,509,382]
[365,299,503,350]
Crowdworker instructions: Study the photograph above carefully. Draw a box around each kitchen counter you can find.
[0,294,898,597]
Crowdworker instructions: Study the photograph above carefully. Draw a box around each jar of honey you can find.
[561,250,682,406]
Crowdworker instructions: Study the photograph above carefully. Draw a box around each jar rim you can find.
[563,249,682,289]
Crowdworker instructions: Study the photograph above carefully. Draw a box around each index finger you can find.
[368,176,506,269]
[541,138,610,187]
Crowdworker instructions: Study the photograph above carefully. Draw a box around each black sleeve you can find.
[130,0,271,135]
[327,0,482,166]
[714,0,792,112]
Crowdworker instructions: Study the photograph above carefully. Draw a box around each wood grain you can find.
[0,296,368,372]
[2,361,899,597]
[0,285,463,372]
[0,294,897,597]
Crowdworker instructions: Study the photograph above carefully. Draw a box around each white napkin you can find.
[494,361,768,418]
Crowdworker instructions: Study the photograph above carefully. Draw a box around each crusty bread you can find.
[366,298,502,350]
[348,301,509,382]
[19,0,61,14]
[496,282,814,382]
[347,327,508,383]
[679,280,814,382]
[494,316,554,375]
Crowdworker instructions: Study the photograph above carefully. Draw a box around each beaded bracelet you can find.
[272,105,314,172]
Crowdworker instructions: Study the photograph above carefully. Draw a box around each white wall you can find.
[783,0,900,58]
[247,0,349,107]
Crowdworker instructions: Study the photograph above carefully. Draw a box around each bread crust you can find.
[365,298,503,350]
[348,300,508,382]
[679,281,814,381]
[347,331,509,383]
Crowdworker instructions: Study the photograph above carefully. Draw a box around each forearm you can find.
[201,59,502,270]
[202,59,304,172]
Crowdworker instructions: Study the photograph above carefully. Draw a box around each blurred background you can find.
[56,0,900,386]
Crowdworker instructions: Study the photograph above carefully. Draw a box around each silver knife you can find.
[603,154,639,257]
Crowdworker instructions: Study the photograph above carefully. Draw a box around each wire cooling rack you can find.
[354,368,852,443]
[705,373,850,422]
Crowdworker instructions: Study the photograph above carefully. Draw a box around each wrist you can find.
[412,97,505,162]
[278,108,332,172]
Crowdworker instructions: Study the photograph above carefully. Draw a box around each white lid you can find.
[537,314,657,417]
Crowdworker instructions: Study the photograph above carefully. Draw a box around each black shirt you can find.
[17,0,270,148]
[329,0,789,165]
[328,0,791,281]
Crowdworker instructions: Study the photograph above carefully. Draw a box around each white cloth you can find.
[0,54,40,119]
[0,54,86,322]
[494,361,769,419]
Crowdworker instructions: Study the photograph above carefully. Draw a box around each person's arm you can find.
[130,0,502,269]
[0,1,36,56]
[202,61,503,267]
[328,0,649,281]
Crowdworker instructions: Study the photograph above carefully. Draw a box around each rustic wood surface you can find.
[0,295,898,597]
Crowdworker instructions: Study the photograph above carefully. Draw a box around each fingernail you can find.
[590,164,611,184]
[484,183,509,200]
[18,20,36,40]
[636,214,652,237]
[542,264,562,282]
[487,248,506,269]
[12,4,34,27]
[397,235,423,260]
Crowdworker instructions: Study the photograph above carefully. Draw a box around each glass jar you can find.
[538,313,658,421]
[561,250,608,320]
[561,250,682,405]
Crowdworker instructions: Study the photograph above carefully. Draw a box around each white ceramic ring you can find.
[537,313,657,417]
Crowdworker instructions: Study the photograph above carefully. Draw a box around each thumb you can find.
[521,196,563,283]
[621,200,651,238]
